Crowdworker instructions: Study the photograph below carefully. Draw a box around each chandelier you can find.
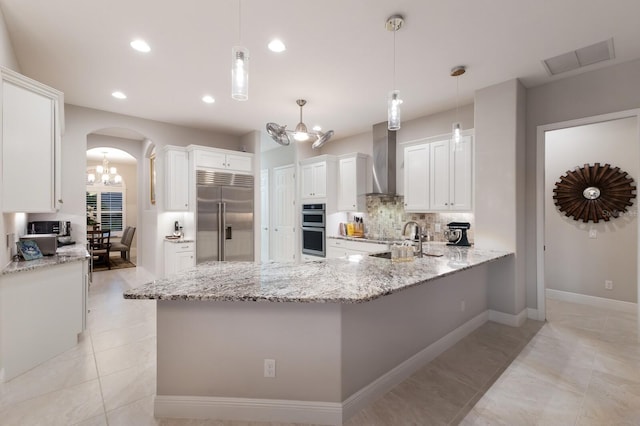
[87,153,122,185]
[266,99,334,149]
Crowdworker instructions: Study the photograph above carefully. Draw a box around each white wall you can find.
[474,79,527,316]
[545,117,638,302]
[526,58,640,309]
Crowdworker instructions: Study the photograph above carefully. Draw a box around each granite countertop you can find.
[124,246,511,304]
[2,244,89,276]
[164,238,195,244]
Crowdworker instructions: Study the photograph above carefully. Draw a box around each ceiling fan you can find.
[266,99,334,149]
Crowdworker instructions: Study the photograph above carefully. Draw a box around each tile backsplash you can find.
[354,195,475,243]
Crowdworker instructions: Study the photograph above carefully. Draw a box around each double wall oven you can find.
[301,203,325,257]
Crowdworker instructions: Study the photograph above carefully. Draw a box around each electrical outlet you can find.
[605,280,613,290]
[460,300,466,312]
[589,229,597,239]
[264,359,276,378]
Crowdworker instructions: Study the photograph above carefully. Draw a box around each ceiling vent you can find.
[542,38,615,76]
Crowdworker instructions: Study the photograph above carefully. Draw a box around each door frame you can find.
[536,108,640,321]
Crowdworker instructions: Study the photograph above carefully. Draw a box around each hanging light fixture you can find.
[386,15,404,131]
[266,99,334,149]
[231,0,249,101]
[87,153,122,185]
[450,65,466,147]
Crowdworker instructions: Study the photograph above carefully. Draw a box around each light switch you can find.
[589,229,597,239]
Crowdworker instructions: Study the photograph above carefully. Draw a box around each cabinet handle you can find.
[58,199,63,204]
[445,203,448,205]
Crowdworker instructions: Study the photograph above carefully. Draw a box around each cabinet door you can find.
[226,154,252,173]
[176,250,195,272]
[300,163,315,198]
[450,135,473,211]
[2,81,57,212]
[429,140,451,211]
[312,162,327,198]
[403,144,430,212]
[338,157,357,210]
[195,150,226,169]
[165,149,189,210]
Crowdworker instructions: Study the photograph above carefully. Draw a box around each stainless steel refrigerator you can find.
[196,170,254,263]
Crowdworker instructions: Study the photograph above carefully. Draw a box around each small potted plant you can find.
[87,205,99,230]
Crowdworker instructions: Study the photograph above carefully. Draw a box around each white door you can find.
[260,169,269,261]
[272,165,296,262]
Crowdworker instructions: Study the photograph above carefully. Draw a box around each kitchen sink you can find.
[368,251,443,259]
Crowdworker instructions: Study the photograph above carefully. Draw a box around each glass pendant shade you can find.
[294,121,309,141]
[388,90,402,131]
[231,46,249,101]
[96,165,104,174]
[87,173,95,184]
[452,122,461,144]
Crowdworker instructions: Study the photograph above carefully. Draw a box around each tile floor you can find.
[0,266,638,425]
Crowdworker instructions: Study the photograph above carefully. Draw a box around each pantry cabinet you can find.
[164,146,190,211]
[337,153,369,212]
[404,134,472,212]
[1,67,64,212]
[164,240,195,277]
[300,155,337,205]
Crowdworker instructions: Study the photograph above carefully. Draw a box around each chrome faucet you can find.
[402,221,423,258]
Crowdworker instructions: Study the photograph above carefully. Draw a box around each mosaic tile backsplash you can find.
[352,194,475,243]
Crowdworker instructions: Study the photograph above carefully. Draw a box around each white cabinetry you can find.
[326,238,389,259]
[1,67,64,212]
[300,155,336,206]
[191,146,252,173]
[0,260,86,381]
[164,146,190,211]
[403,144,430,212]
[403,135,472,212]
[337,153,369,212]
[164,241,195,277]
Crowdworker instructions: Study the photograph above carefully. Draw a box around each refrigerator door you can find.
[196,185,221,263]
[222,186,254,261]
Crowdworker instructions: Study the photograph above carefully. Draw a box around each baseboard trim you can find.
[342,310,489,420]
[527,308,541,320]
[155,395,343,425]
[488,308,528,327]
[155,311,491,424]
[546,288,637,313]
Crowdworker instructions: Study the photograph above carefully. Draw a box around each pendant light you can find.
[231,0,249,101]
[450,65,466,147]
[386,15,404,131]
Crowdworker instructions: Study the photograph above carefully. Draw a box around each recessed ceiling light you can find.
[268,39,286,53]
[130,39,151,53]
[312,125,322,132]
[112,91,127,99]
[202,95,215,104]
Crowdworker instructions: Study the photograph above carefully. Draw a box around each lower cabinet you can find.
[0,260,87,382]
[326,239,390,258]
[164,240,195,277]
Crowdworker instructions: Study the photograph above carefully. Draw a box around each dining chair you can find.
[87,228,111,270]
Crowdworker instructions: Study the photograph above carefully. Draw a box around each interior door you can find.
[272,165,296,262]
[196,185,221,263]
[222,185,254,261]
[260,169,269,261]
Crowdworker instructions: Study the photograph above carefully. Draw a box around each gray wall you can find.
[526,58,640,308]
[545,117,638,302]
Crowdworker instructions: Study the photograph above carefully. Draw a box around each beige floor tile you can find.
[106,394,159,426]
[576,370,640,425]
[91,319,156,353]
[0,379,104,426]
[0,350,97,411]
[94,335,156,377]
[100,362,156,411]
[73,413,109,426]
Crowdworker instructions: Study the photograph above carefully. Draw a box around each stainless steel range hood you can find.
[370,122,397,195]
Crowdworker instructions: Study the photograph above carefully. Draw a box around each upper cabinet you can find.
[300,155,336,206]
[1,67,64,213]
[164,146,190,211]
[192,146,252,174]
[404,135,473,212]
[337,153,369,212]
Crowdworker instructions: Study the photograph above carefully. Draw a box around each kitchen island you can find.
[124,245,512,424]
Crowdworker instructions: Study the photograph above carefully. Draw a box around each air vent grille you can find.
[542,38,614,76]
[197,170,254,188]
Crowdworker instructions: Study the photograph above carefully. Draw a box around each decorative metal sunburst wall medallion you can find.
[553,163,636,223]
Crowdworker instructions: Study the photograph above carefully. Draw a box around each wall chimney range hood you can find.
[369,122,397,195]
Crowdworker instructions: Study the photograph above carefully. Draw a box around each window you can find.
[86,188,125,233]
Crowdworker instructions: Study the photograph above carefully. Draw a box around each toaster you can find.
[19,234,58,256]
